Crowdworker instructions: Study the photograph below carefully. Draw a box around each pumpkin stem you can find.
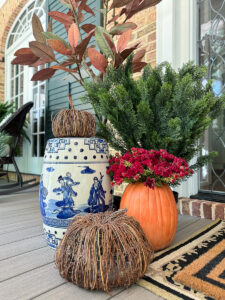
[67,94,75,111]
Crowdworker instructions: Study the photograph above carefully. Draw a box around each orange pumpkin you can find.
[120,183,178,251]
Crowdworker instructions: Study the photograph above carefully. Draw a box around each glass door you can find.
[199,0,225,193]
[5,0,46,175]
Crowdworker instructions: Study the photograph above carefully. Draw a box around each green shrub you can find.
[83,57,225,169]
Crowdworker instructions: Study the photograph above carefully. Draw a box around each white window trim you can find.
[156,0,199,197]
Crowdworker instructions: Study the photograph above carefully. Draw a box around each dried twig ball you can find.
[52,94,96,138]
[56,210,154,292]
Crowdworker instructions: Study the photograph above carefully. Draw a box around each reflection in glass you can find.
[20,73,24,94]
[33,87,38,108]
[39,134,45,157]
[40,109,45,132]
[32,135,37,157]
[11,79,14,98]
[32,111,38,133]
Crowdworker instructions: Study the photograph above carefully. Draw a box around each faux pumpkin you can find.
[56,210,154,292]
[52,94,96,138]
[120,183,178,251]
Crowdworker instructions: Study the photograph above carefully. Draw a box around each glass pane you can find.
[11,65,14,78]
[40,109,45,132]
[20,95,23,107]
[40,84,45,107]
[32,111,38,133]
[32,135,37,157]
[15,97,19,109]
[20,73,24,94]
[199,0,225,192]
[11,79,14,98]
[39,134,45,157]
[16,65,19,75]
[33,87,38,109]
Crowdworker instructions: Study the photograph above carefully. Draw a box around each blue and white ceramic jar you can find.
[40,137,112,248]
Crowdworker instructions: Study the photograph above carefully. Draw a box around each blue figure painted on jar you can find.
[40,178,48,217]
[86,173,109,213]
[53,172,81,219]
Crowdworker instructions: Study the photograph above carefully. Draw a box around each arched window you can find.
[5,0,46,174]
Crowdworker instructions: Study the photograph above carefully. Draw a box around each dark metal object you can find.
[0,102,37,195]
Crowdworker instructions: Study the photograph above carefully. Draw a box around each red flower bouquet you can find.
[107,148,194,189]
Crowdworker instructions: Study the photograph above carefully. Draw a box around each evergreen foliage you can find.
[83,57,225,169]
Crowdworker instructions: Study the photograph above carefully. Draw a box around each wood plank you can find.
[34,284,123,300]
[0,247,54,282]
[0,217,42,235]
[176,214,200,232]
[0,191,38,204]
[0,235,46,260]
[0,213,41,226]
[0,207,38,218]
[0,225,43,245]
[110,284,162,300]
[0,263,65,300]
[172,217,212,245]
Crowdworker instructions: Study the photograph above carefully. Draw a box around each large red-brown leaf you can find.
[77,12,84,23]
[110,0,133,9]
[126,0,161,19]
[14,48,33,56]
[31,68,56,81]
[103,33,116,54]
[68,23,80,48]
[47,19,53,32]
[48,39,68,55]
[50,65,78,73]
[88,48,108,73]
[78,0,87,14]
[132,61,147,73]
[114,53,124,68]
[11,54,39,65]
[32,13,46,43]
[110,22,137,35]
[120,43,140,60]
[48,11,73,25]
[29,41,55,62]
[81,24,96,33]
[133,49,146,62]
[64,11,74,32]
[117,29,132,53]
[29,58,47,67]
[84,5,95,16]
[76,32,94,61]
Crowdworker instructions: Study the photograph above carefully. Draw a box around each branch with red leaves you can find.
[12,0,162,83]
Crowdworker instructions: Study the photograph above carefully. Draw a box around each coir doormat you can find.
[138,219,225,300]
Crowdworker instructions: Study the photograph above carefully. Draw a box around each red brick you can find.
[215,204,225,220]
[182,199,191,215]
[192,201,201,217]
[203,202,212,219]
[148,32,156,43]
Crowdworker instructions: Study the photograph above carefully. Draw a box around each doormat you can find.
[138,219,225,300]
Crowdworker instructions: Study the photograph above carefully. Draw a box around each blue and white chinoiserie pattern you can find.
[40,137,113,248]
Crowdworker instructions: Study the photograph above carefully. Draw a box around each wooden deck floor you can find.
[0,189,212,300]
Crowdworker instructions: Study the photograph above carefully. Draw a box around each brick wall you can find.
[0,0,29,102]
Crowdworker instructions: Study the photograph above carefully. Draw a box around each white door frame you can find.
[156,0,199,197]
[4,0,46,175]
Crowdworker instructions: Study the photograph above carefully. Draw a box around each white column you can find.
[156,0,199,197]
